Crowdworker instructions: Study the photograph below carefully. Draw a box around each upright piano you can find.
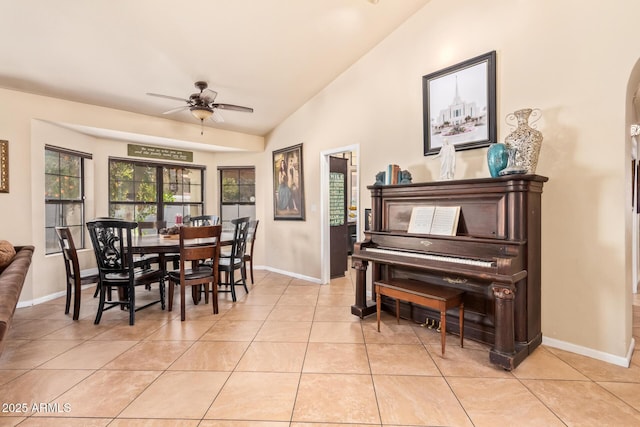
[351,175,548,370]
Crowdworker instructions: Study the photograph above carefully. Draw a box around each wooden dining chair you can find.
[242,219,259,284]
[217,216,250,302]
[87,219,166,325]
[55,227,100,320]
[188,215,220,227]
[167,225,222,320]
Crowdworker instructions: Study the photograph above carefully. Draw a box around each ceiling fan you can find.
[147,81,253,133]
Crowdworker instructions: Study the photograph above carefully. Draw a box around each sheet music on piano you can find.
[407,205,460,236]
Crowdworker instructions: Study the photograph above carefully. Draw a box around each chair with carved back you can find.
[94,218,160,271]
[242,219,259,284]
[217,216,250,302]
[89,217,122,298]
[87,219,165,325]
[55,227,100,320]
[167,225,222,321]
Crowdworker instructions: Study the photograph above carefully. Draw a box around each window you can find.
[109,158,204,226]
[219,167,255,230]
[45,146,90,254]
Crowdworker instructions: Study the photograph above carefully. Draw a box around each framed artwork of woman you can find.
[272,143,305,220]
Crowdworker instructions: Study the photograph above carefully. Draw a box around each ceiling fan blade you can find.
[200,89,218,103]
[214,103,254,113]
[147,92,190,103]
[211,109,225,123]
[162,105,189,115]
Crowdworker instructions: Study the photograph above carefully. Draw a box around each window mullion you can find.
[157,166,164,221]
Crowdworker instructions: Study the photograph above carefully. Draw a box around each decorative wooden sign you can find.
[127,144,193,162]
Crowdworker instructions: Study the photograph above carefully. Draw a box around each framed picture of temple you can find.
[273,143,305,220]
[423,51,497,155]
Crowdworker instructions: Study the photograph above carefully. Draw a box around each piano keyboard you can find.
[364,247,495,268]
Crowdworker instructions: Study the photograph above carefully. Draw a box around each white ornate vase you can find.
[504,108,543,174]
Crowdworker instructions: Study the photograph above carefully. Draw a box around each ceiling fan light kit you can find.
[146,81,253,134]
[190,106,213,121]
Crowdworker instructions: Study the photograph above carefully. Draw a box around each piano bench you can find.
[374,278,464,356]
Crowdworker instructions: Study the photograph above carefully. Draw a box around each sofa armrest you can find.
[0,245,34,354]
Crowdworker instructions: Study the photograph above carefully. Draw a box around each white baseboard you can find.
[16,284,96,308]
[543,336,635,368]
[259,265,322,284]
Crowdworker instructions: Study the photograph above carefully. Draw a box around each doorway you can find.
[329,156,348,278]
[632,122,639,294]
[632,86,640,294]
[320,144,360,284]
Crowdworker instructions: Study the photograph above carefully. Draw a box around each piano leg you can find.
[459,302,464,349]
[376,289,381,332]
[490,283,529,370]
[440,308,447,356]
[492,284,515,354]
[351,258,376,318]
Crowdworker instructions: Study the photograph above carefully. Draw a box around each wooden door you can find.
[329,156,348,278]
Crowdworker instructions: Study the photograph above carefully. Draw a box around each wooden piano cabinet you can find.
[351,174,548,371]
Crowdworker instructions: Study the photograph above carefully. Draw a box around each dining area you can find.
[55,215,260,325]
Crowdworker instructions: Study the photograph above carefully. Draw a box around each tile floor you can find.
[2,270,640,426]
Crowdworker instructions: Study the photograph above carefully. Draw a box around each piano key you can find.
[364,247,495,268]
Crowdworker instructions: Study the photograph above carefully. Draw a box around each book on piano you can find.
[407,205,460,236]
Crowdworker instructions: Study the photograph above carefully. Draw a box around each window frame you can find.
[219,166,256,206]
[44,145,91,255]
[218,166,256,230]
[108,157,206,226]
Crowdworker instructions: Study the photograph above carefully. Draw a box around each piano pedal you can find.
[419,319,442,331]
[427,319,435,329]
[436,322,441,333]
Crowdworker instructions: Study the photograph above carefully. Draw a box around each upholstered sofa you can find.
[0,245,34,354]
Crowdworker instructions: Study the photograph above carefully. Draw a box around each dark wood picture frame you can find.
[273,143,305,220]
[0,140,8,193]
[423,51,497,155]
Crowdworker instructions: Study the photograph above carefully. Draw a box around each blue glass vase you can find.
[487,143,508,177]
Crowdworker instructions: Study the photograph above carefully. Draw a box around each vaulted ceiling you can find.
[0,0,430,137]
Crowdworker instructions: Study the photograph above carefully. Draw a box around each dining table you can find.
[130,232,234,255]
[129,232,235,304]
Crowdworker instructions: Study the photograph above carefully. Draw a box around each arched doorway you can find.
[625,61,640,356]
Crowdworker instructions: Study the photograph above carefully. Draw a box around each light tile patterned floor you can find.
[1,270,640,426]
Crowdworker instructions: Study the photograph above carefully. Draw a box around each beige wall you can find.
[263,0,639,363]
[1,0,638,364]
[0,87,264,303]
